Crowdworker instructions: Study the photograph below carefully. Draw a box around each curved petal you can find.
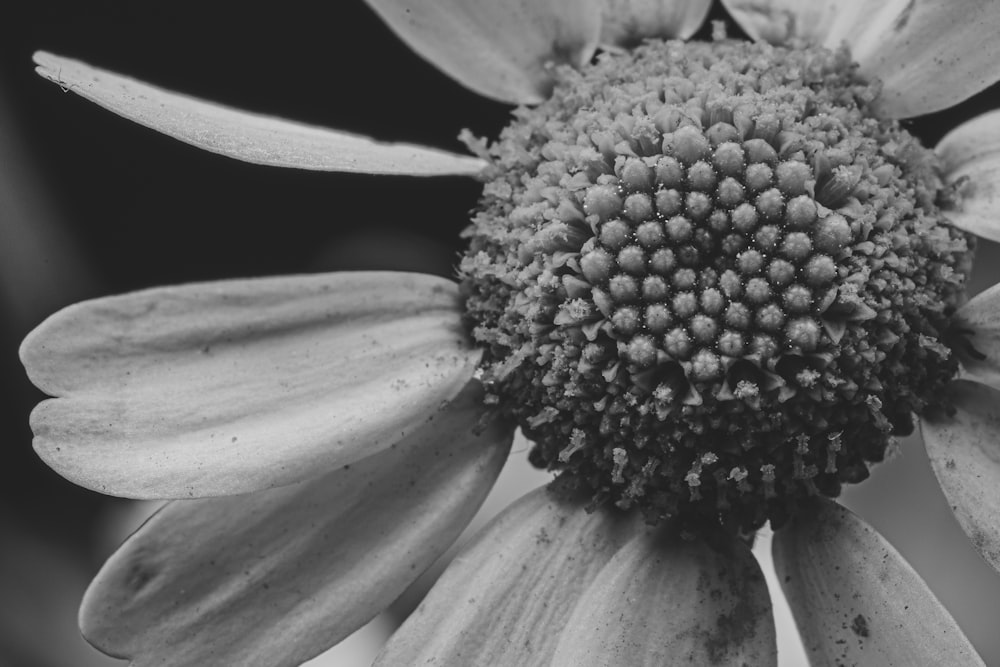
[852,0,1000,118]
[362,0,601,104]
[599,0,713,48]
[21,271,480,498]
[952,282,1000,390]
[721,0,1000,119]
[720,0,887,47]
[920,380,1000,575]
[774,498,984,666]
[79,382,513,667]
[33,51,486,176]
[550,532,776,666]
[936,110,1000,243]
[374,487,638,666]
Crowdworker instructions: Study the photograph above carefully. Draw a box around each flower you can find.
[20,0,1000,664]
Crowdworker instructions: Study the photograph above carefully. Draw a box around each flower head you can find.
[461,36,971,534]
[20,0,1000,665]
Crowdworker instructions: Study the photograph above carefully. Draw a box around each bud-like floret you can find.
[717,177,746,208]
[617,245,647,275]
[686,192,713,221]
[655,188,684,216]
[585,185,623,221]
[624,192,654,221]
[655,156,685,188]
[599,219,631,249]
[462,38,970,535]
[636,220,665,247]
[688,161,717,191]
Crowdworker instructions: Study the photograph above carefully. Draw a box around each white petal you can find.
[363,0,602,104]
[599,0,713,48]
[80,384,512,667]
[774,498,984,666]
[551,531,776,666]
[953,282,1000,390]
[852,0,1000,118]
[921,380,1000,575]
[21,271,480,498]
[374,487,638,666]
[936,110,1000,243]
[34,51,486,176]
[722,0,1000,119]
[721,0,884,47]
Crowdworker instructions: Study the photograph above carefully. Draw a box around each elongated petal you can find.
[551,532,776,666]
[363,0,601,104]
[80,382,513,667]
[599,0,713,48]
[953,282,1000,390]
[374,487,638,666]
[853,0,1000,118]
[921,380,1000,575]
[936,110,1000,243]
[21,271,479,498]
[33,51,486,176]
[774,498,984,666]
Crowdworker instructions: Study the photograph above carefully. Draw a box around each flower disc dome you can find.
[462,38,972,533]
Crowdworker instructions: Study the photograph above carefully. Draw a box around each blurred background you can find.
[1,2,998,665]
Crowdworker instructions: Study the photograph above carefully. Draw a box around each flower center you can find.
[460,39,972,535]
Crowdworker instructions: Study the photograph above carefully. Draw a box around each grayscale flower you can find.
[20,1,1000,664]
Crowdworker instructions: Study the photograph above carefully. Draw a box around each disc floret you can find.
[460,39,971,534]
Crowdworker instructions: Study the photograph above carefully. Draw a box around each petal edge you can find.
[22,271,480,498]
[363,0,601,104]
[34,51,487,176]
[80,382,513,667]
[774,498,984,665]
[921,380,1000,575]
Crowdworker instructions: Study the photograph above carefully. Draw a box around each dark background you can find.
[2,2,999,665]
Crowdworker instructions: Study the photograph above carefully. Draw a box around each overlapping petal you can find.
[550,532,776,666]
[936,110,1000,243]
[599,0,713,49]
[80,381,513,667]
[362,0,601,104]
[774,498,984,666]
[33,52,486,176]
[21,271,479,498]
[852,0,1000,118]
[953,283,1000,390]
[921,380,1000,575]
[722,0,1000,118]
[374,487,638,666]
[721,0,877,47]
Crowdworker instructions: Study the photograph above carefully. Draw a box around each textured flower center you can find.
[460,39,972,535]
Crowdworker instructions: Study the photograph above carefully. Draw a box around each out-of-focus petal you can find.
[599,0,713,48]
[953,283,1000,390]
[21,271,479,499]
[33,51,486,176]
[852,0,1000,118]
[550,532,776,666]
[720,0,883,47]
[0,516,121,667]
[774,498,984,666]
[921,380,1000,575]
[936,110,1000,243]
[374,487,638,666]
[80,383,513,667]
[362,0,601,104]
